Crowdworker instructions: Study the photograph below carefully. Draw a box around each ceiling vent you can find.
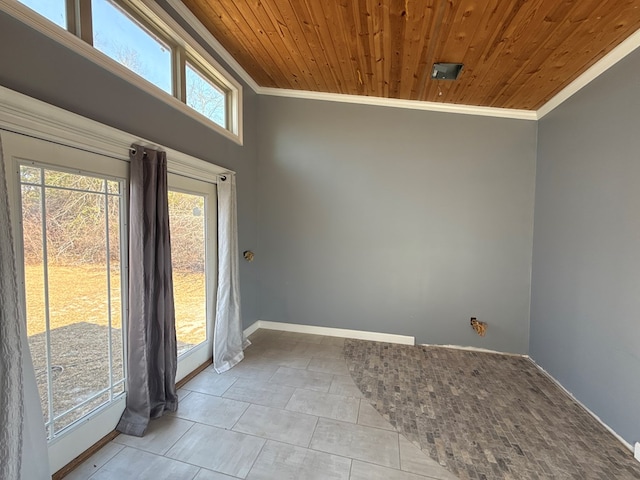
[431,63,464,80]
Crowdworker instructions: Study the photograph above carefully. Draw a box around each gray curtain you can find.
[0,136,49,479]
[116,145,178,437]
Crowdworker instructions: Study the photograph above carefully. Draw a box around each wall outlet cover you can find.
[635,442,640,462]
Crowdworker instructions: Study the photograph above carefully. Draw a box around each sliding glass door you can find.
[3,132,129,472]
[19,161,127,440]
[2,131,217,473]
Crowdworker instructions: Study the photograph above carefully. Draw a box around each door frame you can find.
[0,85,232,475]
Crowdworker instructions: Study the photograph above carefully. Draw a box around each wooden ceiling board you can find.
[181,0,640,110]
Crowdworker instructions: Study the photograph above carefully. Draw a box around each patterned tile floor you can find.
[344,340,640,480]
[66,329,455,479]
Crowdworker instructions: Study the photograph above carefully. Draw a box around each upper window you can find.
[15,0,242,142]
[92,0,173,95]
[186,61,227,129]
[17,0,66,28]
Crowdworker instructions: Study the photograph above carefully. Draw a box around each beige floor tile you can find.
[246,440,351,480]
[350,460,433,480]
[307,357,350,376]
[357,400,395,431]
[223,377,296,408]
[246,333,294,350]
[329,375,364,398]
[211,362,280,381]
[113,416,194,455]
[90,447,199,480]
[285,388,359,423]
[269,366,333,392]
[291,343,345,359]
[166,423,265,478]
[64,443,124,480]
[181,371,238,396]
[233,404,318,447]
[177,388,192,402]
[251,347,312,369]
[68,329,464,480]
[310,418,400,469]
[399,436,458,479]
[280,331,325,344]
[171,391,249,428]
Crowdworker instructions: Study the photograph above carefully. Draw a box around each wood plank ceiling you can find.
[182,0,640,110]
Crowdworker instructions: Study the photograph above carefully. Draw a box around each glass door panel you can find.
[168,190,207,356]
[168,173,216,378]
[20,165,126,439]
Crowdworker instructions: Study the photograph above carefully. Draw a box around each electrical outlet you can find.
[635,442,640,462]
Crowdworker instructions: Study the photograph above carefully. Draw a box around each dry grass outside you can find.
[25,263,207,346]
[25,263,208,433]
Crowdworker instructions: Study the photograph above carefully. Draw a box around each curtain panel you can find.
[213,173,249,373]
[0,137,50,479]
[116,145,178,437]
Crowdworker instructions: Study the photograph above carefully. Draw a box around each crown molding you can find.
[167,2,640,121]
[165,0,535,120]
[165,0,261,93]
[537,27,640,118]
[6,0,640,121]
[258,87,538,120]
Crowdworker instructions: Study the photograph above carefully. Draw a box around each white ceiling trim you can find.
[168,2,640,122]
[259,87,538,120]
[536,26,640,119]
[165,0,261,92]
[165,0,532,119]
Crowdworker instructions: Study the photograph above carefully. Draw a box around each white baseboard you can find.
[528,358,633,453]
[244,320,415,345]
[422,343,527,357]
[242,321,261,339]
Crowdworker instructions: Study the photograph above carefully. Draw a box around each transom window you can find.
[92,0,173,95]
[16,0,241,139]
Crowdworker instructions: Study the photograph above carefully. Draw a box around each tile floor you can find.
[345,340,640,480]
[67,329,457,480]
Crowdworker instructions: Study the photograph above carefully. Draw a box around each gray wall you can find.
[531,49,640,445]
[0,7,260,326]
[257,96,537,352]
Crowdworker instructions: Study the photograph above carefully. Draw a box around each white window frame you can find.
[0,84,233,476]
[0,0,243,144]
[168,173,217,380]
[2,131,131,475]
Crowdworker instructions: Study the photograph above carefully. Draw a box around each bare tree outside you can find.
[186,63,227,128]
[21,165,208,436]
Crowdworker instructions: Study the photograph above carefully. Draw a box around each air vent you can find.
[431,63,464,81]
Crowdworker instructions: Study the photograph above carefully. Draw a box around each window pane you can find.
[22,180,49,427]
[20,165,42,185]
[45,170,105,192]
[92,0,172,94]
[17,0,66,28]
[186,63,227,128]
[168,191,207,356]
[21,166,124,439]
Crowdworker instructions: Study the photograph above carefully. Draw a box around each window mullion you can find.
[67,0,93,44]
[175,46,187,102]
